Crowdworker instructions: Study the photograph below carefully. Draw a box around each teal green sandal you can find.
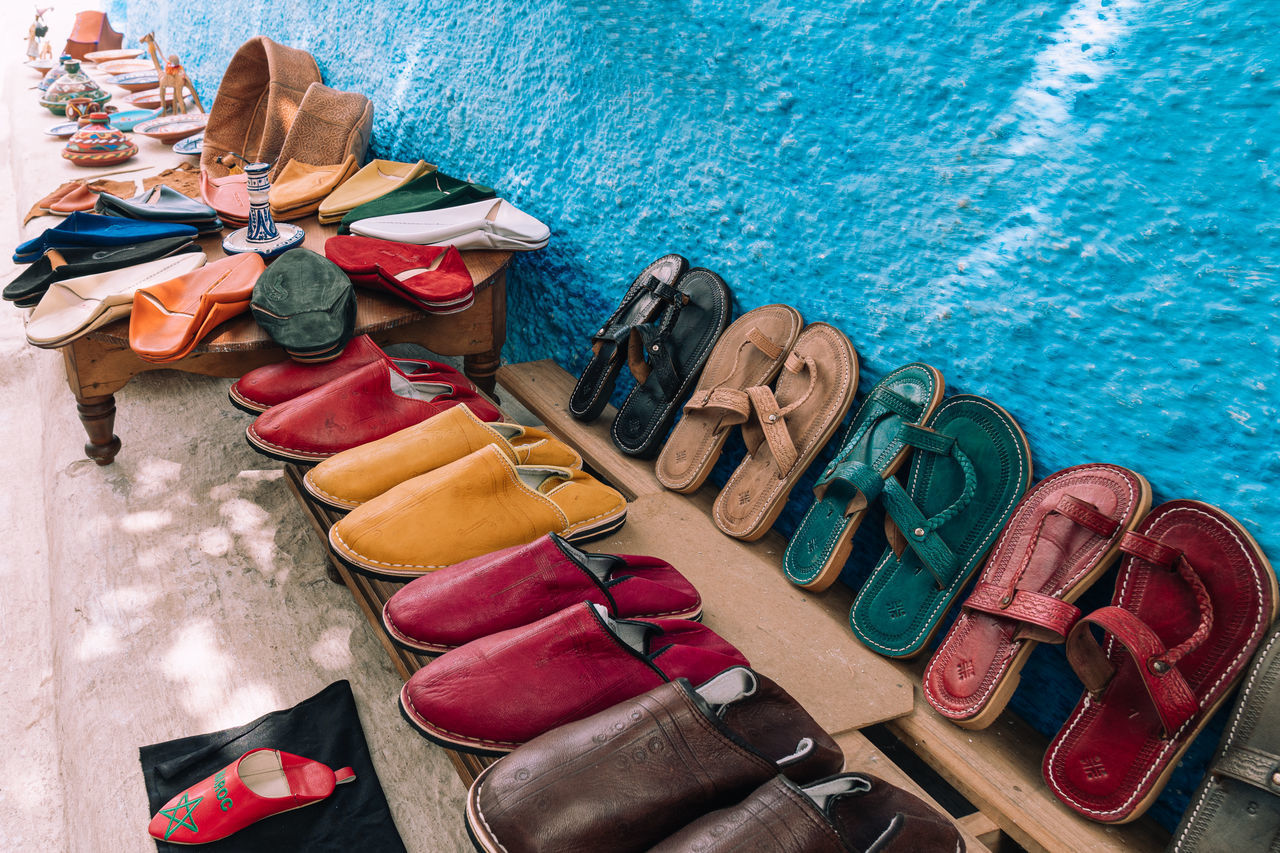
[782,363,944,591]
[849,394,1031,659]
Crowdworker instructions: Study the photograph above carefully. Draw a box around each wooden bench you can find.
[280,357,1179,853]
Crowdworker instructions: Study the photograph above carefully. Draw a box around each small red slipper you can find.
[147,748,355,844]
[1043,500,1278,823]
[324,235,475,314]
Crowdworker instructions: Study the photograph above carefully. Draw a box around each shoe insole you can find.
[515,466,571,493]
[694,666,757,706]
[591,603,651,653]
[557,536,623,583]
[393,251,446,280]
[238,750,290,798]
[388,372,451,402]
[803,776,871,810]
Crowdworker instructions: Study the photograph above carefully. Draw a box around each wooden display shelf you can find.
[494,359,1173,853]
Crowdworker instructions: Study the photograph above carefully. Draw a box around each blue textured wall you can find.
[107,0,1280,831]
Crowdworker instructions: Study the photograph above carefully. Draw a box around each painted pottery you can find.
[63,112,138,167]
[25,58,58,74]
[45,121,81,138]
[97,58,153,75]
[109,108,160,131]
[84,48,144,63]
[65,98,96,121]
[223,163,304,259]
[110,71,161,92]
[36,55,73,92]
[40,61,111,115]
[173,132,204,156]
[134,113,208,144]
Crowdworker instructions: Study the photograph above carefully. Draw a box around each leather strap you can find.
[815,459,886,517]
[880,477,961,587]
[1065,607,1201,736]
[1055,494,1120,538]
[964,582,1082,643]
[739,352,818,477]
[811,387,925,514]
[1119,530,1179,567]
[683,387,751,424]
[627,322,682,396]
[895,422,955,455]
[1214,744,1280,796]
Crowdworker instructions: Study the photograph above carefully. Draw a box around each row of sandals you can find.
[221,254,1277,834]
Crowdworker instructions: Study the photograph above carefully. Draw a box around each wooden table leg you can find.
[76,394,122,465]
[463,268,507,398]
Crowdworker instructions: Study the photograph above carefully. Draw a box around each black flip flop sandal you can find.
[611,267,731,458]
[568,254,688,422]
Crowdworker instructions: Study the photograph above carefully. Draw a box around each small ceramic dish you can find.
[110,71,161,92]
[45,121,82,138]
[84,48,145,63]
[108,108,159,131]
[134,112,208,143]
[172,132,204,156]
[98,59,155,75]
[25,58,59,73]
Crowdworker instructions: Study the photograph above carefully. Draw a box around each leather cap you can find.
[249,248,356,361]
[465,666,844,853]
[201,36,321,179]
[271,83,373,180]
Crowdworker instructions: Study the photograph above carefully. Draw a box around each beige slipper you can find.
[655,304,803,493]
[711,323,859,541]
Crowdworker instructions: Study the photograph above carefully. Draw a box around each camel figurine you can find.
[140,31,162,73]
[158,53,204,115]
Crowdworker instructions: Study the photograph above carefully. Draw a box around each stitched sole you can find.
[463,763,505,853]
[940,473,1153,730]
[398,685,516,756]
[300,472,360,512]
[227,385,269,414]
[563,507,628,544]
[243,429,330,464]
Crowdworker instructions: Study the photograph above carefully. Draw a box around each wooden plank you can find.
[956,813,1003,852]
[497,359,664,499]
[836,730,991,853]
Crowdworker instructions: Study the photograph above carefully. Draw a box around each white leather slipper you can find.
[25,252,207,348]
[349,198,550,248]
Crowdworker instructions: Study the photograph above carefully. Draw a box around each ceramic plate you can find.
[173,132,204,156]
[124,90,163,109]
[108,108,159,131]
[84,49,145,63]
[45,121,81,138]
[110,71,160,92]
[134,112,208,143]
[98,59,154,75]
[25,58,58,73]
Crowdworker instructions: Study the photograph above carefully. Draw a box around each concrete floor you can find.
[0,15,475,851]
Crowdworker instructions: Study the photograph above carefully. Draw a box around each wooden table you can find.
[60,219,512,465]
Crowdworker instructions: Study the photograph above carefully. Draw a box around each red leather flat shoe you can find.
[923,463,1150,729]
[1043,499,1278,823]
[325,235,475,314]
[147,748,355,844]
[228,333,461,414]
[399,602,748,754]
[382,532,702,654]
[246,360,501,462]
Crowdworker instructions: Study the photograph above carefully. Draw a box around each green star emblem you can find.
[158,792,202,840]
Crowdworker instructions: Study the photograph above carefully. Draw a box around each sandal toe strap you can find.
[964,582,1082,643]
[1066,606,1200,736]
[1214,744,1280,795]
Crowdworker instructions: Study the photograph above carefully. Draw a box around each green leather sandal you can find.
[782,363,944,591]
[849,394,1031,659]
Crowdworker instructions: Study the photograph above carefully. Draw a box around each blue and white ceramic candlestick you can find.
[222,162,304,259]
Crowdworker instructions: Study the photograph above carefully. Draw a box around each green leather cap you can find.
[250,248,356,361]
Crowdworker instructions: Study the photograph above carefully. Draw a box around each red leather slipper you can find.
[324,235,475,313]
[923,463,1150,729]
[1043,499,1278,823]
[147,748,355,844]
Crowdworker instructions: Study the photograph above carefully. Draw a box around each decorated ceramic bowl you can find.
[109,71,161,92]
[25,58,59,74]
[134,112,208,144]
[97,58,155,75]
[40,61,111,115]
[63,112,138,167]
[45,121,82,138]
[108,108,159,131]
[173,132,205,156]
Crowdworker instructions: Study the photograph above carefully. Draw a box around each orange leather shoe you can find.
[129,253,265,363]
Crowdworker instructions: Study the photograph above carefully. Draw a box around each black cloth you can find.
[140,680,405,853]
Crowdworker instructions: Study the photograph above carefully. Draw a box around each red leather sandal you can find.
[922,463,1150,729]
[1043,500,1278,823]
[148,748,355,844]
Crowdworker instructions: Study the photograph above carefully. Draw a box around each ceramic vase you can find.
[222,163,304,259]
[40,60,111,115]
[62,112,138,167]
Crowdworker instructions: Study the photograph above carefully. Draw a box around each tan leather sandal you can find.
[655,304,803,493]
[711,322,859,541]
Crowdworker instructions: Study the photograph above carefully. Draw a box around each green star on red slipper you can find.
[157,791,202,840]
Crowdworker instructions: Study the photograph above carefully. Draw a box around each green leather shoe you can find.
[782,363,945,591]
[849,394,1031,659]
[337,171,496,234]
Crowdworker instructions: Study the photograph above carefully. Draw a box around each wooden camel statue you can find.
[140,33,204,115]
[140,31,162,73]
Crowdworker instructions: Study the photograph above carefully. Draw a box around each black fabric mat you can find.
[140,680,406,852]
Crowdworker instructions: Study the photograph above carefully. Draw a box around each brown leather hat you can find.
[201,36,321,179]
[273,82,373,178]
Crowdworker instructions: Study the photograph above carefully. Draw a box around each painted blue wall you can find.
[107,0,1280,831]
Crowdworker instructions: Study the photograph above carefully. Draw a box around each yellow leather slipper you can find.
[268,156,360,221]
[317,159,434,224]
[328,444,626,579]
[303,405,582,511]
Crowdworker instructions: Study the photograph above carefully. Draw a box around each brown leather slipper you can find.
[655,304,803,493]
[712,322,859,541]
